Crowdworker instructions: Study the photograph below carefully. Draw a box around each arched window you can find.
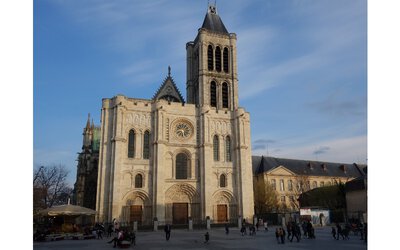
[223,47,229,73]
[320,181,325,187]
[210,81,217,107]
[288,180,293,191]
[215,46,221,72]
[222,82,229,108]
[271,179,276,190]
[213,135,219,161]
[176,153,188,179]
[143,131,150,159]
[219,174,226,187]
[280,179,285,191]
[312,181,317,189]
[128,129,135,158]
[135,174,143,188]
[207,45,214,71]
[225,136,231,162]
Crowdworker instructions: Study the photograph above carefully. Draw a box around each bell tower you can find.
[186,4,238,111]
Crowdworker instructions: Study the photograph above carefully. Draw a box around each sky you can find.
[33,0,368,186]
[2,1,400,247]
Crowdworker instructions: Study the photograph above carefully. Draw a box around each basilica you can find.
[84,5,255,226]
[73,4,365,226]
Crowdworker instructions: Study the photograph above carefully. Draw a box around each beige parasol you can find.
[37,199,96,216]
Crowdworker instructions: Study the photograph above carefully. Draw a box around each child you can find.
[204,232,210,243]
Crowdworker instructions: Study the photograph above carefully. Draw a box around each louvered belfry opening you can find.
[208,45,214,71]
[223,47,229,73]
[215,46,221,72]
[210,81,217,107]
[222,82,229,108]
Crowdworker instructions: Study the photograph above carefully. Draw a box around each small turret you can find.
[83,113,91,150]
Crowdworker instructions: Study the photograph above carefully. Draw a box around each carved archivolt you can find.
[165,183,199,203]
[212,190,236,205]
[123,190,150,206]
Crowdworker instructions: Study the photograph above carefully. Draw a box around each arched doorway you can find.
[165,183,200,225]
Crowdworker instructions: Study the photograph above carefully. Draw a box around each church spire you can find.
[85,113,91,129]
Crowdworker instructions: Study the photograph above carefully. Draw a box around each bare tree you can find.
[33,165,71,213]
[289,174,311,210]
[254,176,280,214]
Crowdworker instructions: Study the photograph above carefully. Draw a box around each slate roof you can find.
[153,67,184,103]
[201,5,229,34]
[252,155,366,179]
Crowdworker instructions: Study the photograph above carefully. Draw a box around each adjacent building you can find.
[252,155,366,214]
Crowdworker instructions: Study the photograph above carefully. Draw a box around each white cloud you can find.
[253,135,367,164]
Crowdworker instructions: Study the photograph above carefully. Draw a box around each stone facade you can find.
[253,156,366,213]
[95,5,254,226]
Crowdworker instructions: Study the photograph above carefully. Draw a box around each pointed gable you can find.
[153,66,185,103]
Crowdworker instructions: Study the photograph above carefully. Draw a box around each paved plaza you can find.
[33,226,367,250]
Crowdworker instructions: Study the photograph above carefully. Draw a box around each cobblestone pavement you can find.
[33,226,367,250]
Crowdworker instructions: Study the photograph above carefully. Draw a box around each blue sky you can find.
[33,0,368,186]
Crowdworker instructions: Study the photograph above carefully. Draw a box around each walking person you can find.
[164,223,171,241]
[204,232,210,244]
[336,223,342,240]
[129,231,136,246]
[264,221,268,232]
[225,223,229,235]
[290,223,300,242]
[275,228,280,244]
[286,222,291,240]
[280,227,286,244]
[107,224,113,237]
[331,227,337,239]
[97,228,103,239]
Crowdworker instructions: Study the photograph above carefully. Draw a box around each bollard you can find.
[189,218,193,230]
[133,221,138,232]
[153,220,158,231]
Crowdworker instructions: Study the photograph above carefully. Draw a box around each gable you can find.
[267,165,296,176]
[153,69,184,103]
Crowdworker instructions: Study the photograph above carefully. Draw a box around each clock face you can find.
[174,121,193,139]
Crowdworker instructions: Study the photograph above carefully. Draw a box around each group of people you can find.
[106,228,136,248]
[300,221,316,239]
[331,222,367,242]
[285,221,302,242]
[275,220,315,244]
[106,219,136,248]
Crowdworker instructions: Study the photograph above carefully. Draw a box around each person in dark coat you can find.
[164,223,171,241]
[224,223,229,235]
[280,228,286,244]
[275,228,280,244]
[336,223,342,240]
[331,227,337,239]
[204,232,210,243]
[290,223,301,242]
